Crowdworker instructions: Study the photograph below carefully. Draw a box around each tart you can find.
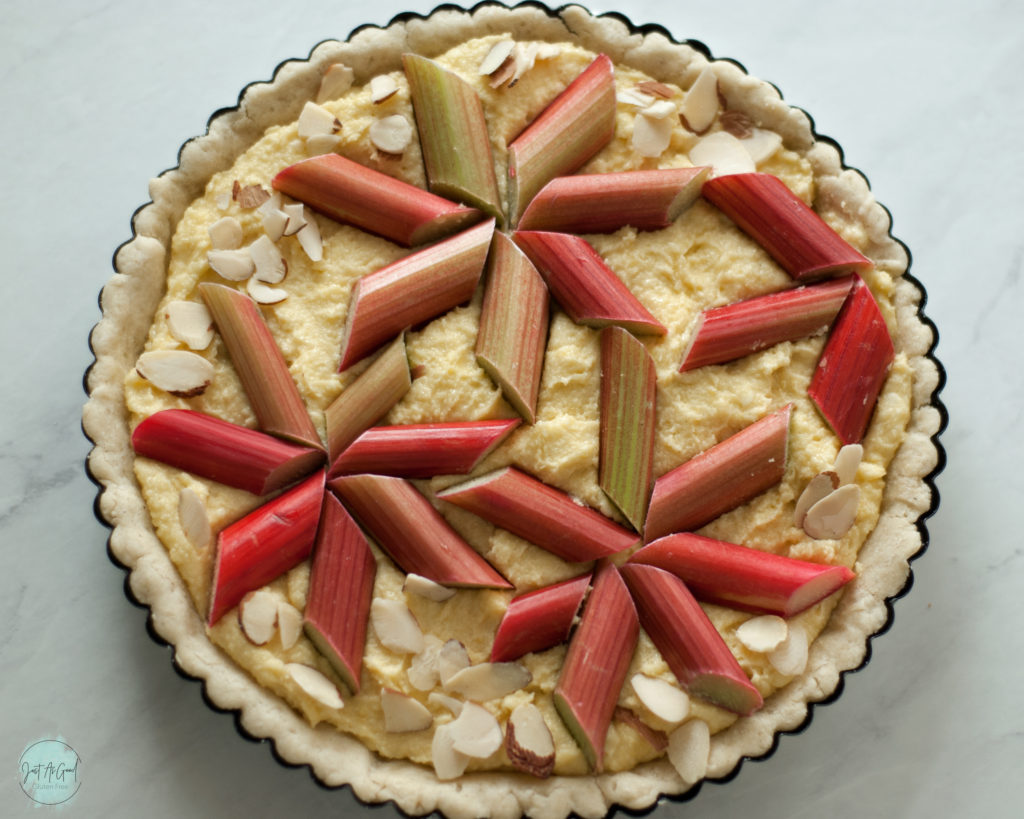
[84,4,944,817]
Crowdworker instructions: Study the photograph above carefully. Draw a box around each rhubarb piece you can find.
[735,615,788,653]
[165,300,214,350]
[667,719,710,785]
[513,231,666,335]
[178,487,212,551]
[329,419,519,479]
[381,688,433,733]
[644,405,791,541]
[437,467,639,563]
[630,674,690,724]
[794,471,839,528]
[505,702,556,778]
[552,563,638,772]
[272,153,483,247]
[702,173,874,280]
[135,350,214,397]
[199,283,322,449]
[325,334,411,463]
[628,532,855,617]
[619,563,762,715]
[329,473,512,589]
[599,326,657,531]
[807,276,895,444]
[475,232,549,423]
[802,483,860,539]
[370,598,425,655]
[285,663,345,710]
[517,168,709,234]
[403,54,504,223]
[490,572,592,662]
[444,662,532,702]
[403,573,456,602]
[132,409,324,495]
[449,702,503,759]
[767,623,808,676]
[678,276,854,372]
[238,589,279,646]
[507,54,616,225]
[338,219,495,370]
[207,471,325,625]
[303,494,377,692]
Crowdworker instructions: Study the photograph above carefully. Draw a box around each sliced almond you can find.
[794,471,840,528]
[444,662,532,701]
[208,216,243,250]
[719,109,754,140]
[479,40,515,76]
[833,444,864,486]
[428,691,464,716]
[735,614,789,653]
[305,133,342,156]
[370,74,400,104]
[768,623,808,676]
[614,706,669,752]
[296,219,323,262]
[803,483,860,539]
[165,300,214,350]
[262,207,289,242]
[246,278,288,305]
[488,56,517,89]
[317,63,355,103]
[277,601,303,650]
[742,127,783,164]
[297,101,341,139]
[678,66,719,134]
[233,182,270,209]
[449,702,503,759]
[506,703,555,778]
[618,87,657,108]
[404,573,456,602]
[207,248,255,281]
[281,202,307,237]
[285,662,345,709]
[370,598,424,655]
[438,639,471,686]
[369,114,414,154]
[407,634,444,691]
[688,131,756,177]
[636,80,677,99]
[667,719,710,785]
[640,100,678,120]
[630,673,690,724]
[431,722,470,780]
[249,235,287,283]
[178,486,211,551]
[238,588,279,645]
[381,688,434,733]
[632,112,674,158]
[135,350,214,397]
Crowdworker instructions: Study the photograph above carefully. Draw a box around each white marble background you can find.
[1,0,1020,815]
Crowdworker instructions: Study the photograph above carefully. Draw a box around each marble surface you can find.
[1,0,1020,815]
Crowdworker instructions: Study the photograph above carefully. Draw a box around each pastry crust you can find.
[84,4,944,817]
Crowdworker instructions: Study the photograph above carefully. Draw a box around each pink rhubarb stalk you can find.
[490,572,592,662]
[644,405,791,542]
[629,532,856,617]
[436,466,640,563]
[132,409,324,495]
[620,563,763,716]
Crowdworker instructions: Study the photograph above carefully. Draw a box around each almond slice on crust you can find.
[667,719,710,784]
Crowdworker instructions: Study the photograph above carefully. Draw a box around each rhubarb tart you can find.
[85,4,944,817]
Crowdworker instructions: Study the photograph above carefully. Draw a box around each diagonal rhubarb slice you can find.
[808,276,895,444]
[702,172,873,281]
[599,327,657,531]
[514,231,666,336]
[507,54,616,226]
[436,466,640,563]
[629,532,855,617]
[552,563,638,772]
[325,334,411,463]
[272,153,483,247]
[338,219,495,370]
[328,419,520,479]
[679,275,854,372]
[490,572,592,662]
[644,405,791,542]
[619,563,763,716]
[207,471,326,625]
[132,409,324,495]
[199,283,322,449]
[475,232,549,423]
[328,473,511,589]
[303,493,377,693]
[403,53,504,224]
[517,167,709,233]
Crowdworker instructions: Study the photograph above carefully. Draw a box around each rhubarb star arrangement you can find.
[91,12,941,814]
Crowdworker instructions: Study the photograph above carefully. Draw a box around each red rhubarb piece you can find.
[272,153,483,247]
[702,172,873,281]
[132,409,324,495]
[207,471,326,625]
[629,532,855,617]
[436,466,640,563]
[328,473,511,589]
[679,276,854,372]
[514,230,666,336]
[619,563,763,716]
[644,405,791,542]
[303,493,377,693]
[808,276,895,444]
[490,572,592,662]
[553,563,638,771]
[328,419,520,479]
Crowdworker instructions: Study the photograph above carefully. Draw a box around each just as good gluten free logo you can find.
[19,739,81,806]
